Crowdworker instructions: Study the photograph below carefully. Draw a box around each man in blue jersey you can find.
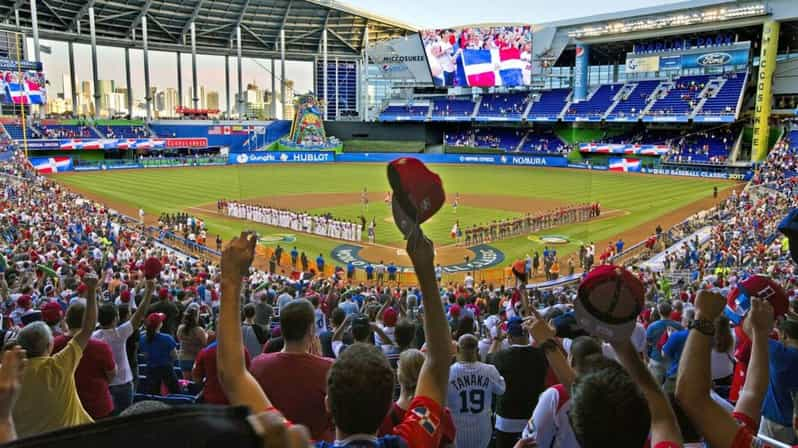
[217,230,451,448]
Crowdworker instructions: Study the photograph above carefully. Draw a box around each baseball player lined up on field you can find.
[462,203,600,246]
[221,200,361,242]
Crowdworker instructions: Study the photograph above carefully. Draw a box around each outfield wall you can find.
[44,150,751,180]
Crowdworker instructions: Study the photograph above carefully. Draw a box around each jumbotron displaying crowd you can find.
[0,130,796,448]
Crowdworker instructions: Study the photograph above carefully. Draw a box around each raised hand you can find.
[695,289,726,321]
[523,307,555,346]
[82,271,99,292]
[222,231,257,278]
[0,347,26,420]
[743,297,774,337]
[406,229,434,271]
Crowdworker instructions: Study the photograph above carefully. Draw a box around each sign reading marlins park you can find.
[368,35,433,84]
[331,244,505,273]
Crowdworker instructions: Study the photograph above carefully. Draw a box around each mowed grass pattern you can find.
[54,164,734,265]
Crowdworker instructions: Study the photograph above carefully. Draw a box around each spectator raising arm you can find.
[129,279,156,330]
[217,232,272,412]
[523,308,575,388]
[406,230,448,407]
[612,336,682,447]
[675,291,773,448]
[74,272,99,350]
[0,347,26,444]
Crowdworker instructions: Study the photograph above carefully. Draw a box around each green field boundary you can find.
[342,140,425,153]
[443,146,506,155]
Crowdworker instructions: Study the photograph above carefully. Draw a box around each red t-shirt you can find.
[192,343,251,405]
[52,335,115,419]
[250,352,334,441]
[378,401,456,448]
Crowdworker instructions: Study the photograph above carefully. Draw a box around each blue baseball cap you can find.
[507,316,524,337]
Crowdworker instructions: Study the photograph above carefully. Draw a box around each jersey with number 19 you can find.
[447,361,506,448]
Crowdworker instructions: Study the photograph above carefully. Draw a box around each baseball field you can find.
[54,163,738,272]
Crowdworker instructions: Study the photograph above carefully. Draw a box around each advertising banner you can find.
[229,151,335,165]
[573,43,589,101]
[368,36,433,84]
[753,22,779,162]
[680,48,749,69]
[625,55,660,73]
[165,138,208,148]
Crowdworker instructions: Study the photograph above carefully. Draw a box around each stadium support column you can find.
[361,25,369,121]
[142,15,152,121]
[68,42,78,117]
[271,58,277,118]
[236,26,243,118]
[752,20,780,162]
[322,29,328,120]
[89,7,101,118]
[191,22,199,110]
[335,57,339,120]
[573,42,589,102]
[177,52,183,109]
[225,55,230,118]
[125,48,133,119]
[30,0,41,62]
[280,29,286,119]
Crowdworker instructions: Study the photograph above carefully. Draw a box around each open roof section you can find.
[0,0,417,61]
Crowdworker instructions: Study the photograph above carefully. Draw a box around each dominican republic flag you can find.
[31,156,72,174]
[4,83,28,105]
[24,80,44,105]
[461,48,526,87]
[608,157,642,172]
[60,139,103,150]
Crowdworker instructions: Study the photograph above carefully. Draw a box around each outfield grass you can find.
[54,164,735,266]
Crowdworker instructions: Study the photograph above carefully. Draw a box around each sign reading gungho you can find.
[330,244,505,273]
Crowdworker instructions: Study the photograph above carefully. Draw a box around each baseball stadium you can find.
[1,0,798,446]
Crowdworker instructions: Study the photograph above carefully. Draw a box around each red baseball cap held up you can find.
[575,265,644,343]
[387,157,445,238]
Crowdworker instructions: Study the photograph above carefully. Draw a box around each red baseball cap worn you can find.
[143,257,162,280]
[387,157,445,237]
[41,302,63,325]
[145,312,166,330]
[17,295,32,309]
[575,265,644,343]
[383,307,398,327]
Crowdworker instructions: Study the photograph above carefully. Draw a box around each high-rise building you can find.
[200,86,207,109]
[282,80,296,119]
[62,74,72,110]
[206,90,220,111]
[164,88,179,117]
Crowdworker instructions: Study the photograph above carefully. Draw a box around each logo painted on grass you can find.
[331,244,505,273]
[527,234,572,245]
[258,234,297,245]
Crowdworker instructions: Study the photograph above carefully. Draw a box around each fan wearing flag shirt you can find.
[217,230,451,448]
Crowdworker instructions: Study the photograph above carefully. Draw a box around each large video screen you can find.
[0,58,46,105]
[421,25,533,88]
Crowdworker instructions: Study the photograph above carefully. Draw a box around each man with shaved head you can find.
[447,333,506,448]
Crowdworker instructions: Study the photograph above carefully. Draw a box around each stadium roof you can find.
[0,0,417,61]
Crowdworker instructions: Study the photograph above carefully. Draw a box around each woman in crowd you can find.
[139,313,180,395]
[176,304,207,379]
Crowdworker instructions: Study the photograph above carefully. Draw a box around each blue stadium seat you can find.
[647,75,712,117]
[611,80,661,119]
[431,98,475,120]
[378,104,430,121]
[565,84,623,120]
[696,72,746,117]
[527,89,570,121]
[477,93,530,120]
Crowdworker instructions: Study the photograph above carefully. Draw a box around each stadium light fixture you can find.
[567,2,766,38]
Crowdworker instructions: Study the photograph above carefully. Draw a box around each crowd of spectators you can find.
[0,128,797,448]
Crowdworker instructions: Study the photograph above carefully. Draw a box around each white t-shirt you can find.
[92,321,135,386]
[523,385,576,448]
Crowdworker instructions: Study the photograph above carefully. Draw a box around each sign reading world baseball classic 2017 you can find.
[331,244,506,273]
